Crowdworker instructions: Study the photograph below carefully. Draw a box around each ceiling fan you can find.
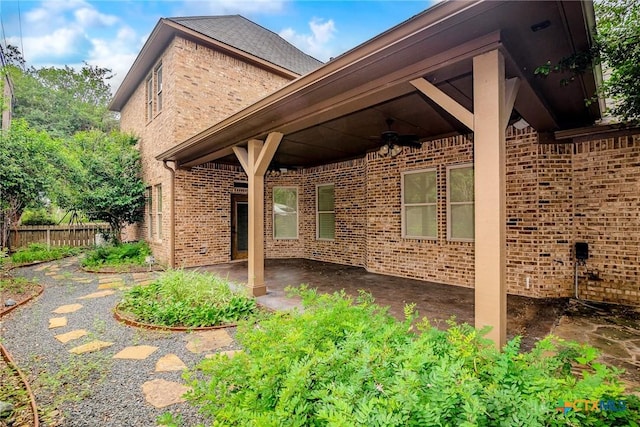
[376,118,421,157]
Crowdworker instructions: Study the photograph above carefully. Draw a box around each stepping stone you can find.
[55,329,88,343]
[98,282,125,290]
[52,275,66,280]
[135,279,155,286]
[45,272,57,277]
[34,265,49,272]
[69,340,114,354]
[99,276,122,284]
[186,330,233,354]
[48,317,68,329]
[132,272,156,281]
[52,303,83,314]
[113,345,158,360]
[142,379,191,408]
[205,349,242,359]
[72,277,93,284]
[155,354,187,372]
[77,290,115,300]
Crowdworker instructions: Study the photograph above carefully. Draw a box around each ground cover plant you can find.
[186,287,640,426]
[10,243,80,265]
[0,360,34,427]
[81,241,150,269]
[118,270,257,327]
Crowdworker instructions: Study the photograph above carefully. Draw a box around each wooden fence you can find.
[9,223,111,249]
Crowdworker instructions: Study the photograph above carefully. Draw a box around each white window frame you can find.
[155,184,162,240]
[316,183,335,241]
[447,163,474,242]
[146,186,153,239]
[272,186,299,240]
[401,168,438,239]
[145,75,153,121]
[155,63,163,113]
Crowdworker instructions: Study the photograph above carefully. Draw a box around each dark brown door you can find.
[231,195,248,260]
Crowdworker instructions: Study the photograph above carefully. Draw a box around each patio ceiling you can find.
[158,0,601,169]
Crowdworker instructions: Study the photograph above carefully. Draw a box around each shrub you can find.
[10,244,80,264]
[20,209,57,226]
[81,241,150,268]
[186,287,640,426]
[118,269,257,327]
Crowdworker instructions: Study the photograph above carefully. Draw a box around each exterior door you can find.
[231,194,248,260]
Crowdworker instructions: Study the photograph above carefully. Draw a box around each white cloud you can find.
[8,27,91,63]
[279,18,337,61]
[177,0,288,15]
[75,7,119,28]
[86,26,143,92]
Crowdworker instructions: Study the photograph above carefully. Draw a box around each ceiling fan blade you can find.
[398,134,421,148]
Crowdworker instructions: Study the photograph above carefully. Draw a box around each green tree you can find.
[5,45,117,138]
[536,0,640,123]
[63,130,146,243]
[0,119,59,249]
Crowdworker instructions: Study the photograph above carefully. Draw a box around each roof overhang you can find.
[110,19,300,112]
[158,0,602,169]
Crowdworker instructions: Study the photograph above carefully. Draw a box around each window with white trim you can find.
[273,187,298,239]
[155,64,163,112]
[447,164,474,241]
[316,184,335,240]
[145,75,153,121]
[155,184,162,240]
[402,169,437,239]
[146,186,153,239]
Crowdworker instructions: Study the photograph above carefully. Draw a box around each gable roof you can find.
[169,15,322,76]
[110,15,322,111]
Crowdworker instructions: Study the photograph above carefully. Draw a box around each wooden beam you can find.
[473,49,507,349]
[502,77,520,130]
[232,146,249,173]
[410,77,474,131]
[254,132,283,176]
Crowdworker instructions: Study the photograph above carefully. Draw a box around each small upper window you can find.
[447,164,474,241]
[155,64,163,112]
[145,76,153,121]
[155,184,163,240]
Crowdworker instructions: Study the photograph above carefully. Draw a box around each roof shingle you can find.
[169,15,323,75]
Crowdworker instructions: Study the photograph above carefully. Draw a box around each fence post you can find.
[46,228,51,249]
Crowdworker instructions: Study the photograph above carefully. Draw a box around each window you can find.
[273,187,298,239]
[447,164,474,241]
[155,64,163,112]
[316,184,335,240]
[146,187,153,239]
[155,184,162,240]
[145,75,153,121]
[402,169,437,239]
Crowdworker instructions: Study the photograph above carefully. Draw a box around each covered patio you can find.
[199,258,566,351]
[159,1,602,347]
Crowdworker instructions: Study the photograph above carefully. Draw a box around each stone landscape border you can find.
[81,265,165,274]
[113,304,238,331]
[0,343,40,427]
[0,285,44,318]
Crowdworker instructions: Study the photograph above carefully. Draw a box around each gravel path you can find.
[0,257,235,427]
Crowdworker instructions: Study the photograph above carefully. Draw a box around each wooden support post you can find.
[232,132,283,297]
[473,49,508,348]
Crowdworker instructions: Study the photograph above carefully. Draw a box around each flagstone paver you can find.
[135,279,155,286]
[113,345,158,360]
[98,276,123,284]
[77,290,116,300]
[34,264,49,272]
[55,329,89,343]
[98,282,125,290]
[52,275,66,280]
[45,271,57,277]
[142,379,191,408]
[48,317,68,329]
[186,329,234,354]
[155,354,188,372]
[52,303,83,314]
[72,277,93,283]
[69,340,114,354]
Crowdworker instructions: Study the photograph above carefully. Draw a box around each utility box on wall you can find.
[575,242,589,261]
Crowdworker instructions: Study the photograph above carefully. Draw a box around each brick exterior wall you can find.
[118,35,293,264]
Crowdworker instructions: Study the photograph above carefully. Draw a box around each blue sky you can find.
[0,0,435,91]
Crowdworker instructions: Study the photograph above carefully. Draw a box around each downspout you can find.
[162,160,176,268]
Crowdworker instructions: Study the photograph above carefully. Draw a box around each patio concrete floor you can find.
[200,258,640,390]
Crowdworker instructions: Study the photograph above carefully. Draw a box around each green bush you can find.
[20,208,57,225]
[186,287,639,426]
[118,269,257,327]
[10,244,80,264]
[81,241,150,268]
